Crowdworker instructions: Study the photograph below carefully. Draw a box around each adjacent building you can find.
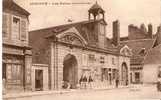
[143,26,161,83]
[29,2,131,90]
[119,24,156,84]
[2,0,32,93]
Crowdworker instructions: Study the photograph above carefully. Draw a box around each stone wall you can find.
[50,42,130,89]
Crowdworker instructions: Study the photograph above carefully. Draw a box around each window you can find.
[82,54,88,66]
[112,69,117,79]
[2,63,6,79]
[12,16,20,39]
[7,64,22,84]
[21,19,27,40]
[139,48,146,56]
[158,66,161,78]
[2,13,9,38]
[135,72,140,80]
[101,68,108,81]
[112,57,115,65]
[88,54,95,62]
[100,56,105,64]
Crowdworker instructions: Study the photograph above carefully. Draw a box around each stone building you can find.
[119,24,159,84]
[2,0,32,93]
[29,2,131,90]
[143,26,161,83]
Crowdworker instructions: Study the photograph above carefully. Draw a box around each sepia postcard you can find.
[1,0,161,100]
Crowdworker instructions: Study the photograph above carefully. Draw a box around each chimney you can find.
[140,23,147,34]
[153,25,161,47]
[128,24,134,36]
[113,20,120,46]
[148,24,153,38]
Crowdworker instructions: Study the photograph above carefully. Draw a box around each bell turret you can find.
[88,2,105,21]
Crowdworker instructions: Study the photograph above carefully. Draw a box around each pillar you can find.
[24,49,32,91]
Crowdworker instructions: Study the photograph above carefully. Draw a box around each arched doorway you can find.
[121,62,128,85]
[63,54,78,89]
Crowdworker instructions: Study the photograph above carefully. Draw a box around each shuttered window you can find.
[21,19,27,40]
[2,13,9,38]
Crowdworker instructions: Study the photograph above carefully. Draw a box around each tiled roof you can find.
[144,44,161,65]
[29,19,117,54]
[120,39,155,56]
[3,0,30,16]
[120,39,155,65]
[130,55,144,65]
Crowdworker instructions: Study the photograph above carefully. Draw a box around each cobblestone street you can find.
[3,85,161,100]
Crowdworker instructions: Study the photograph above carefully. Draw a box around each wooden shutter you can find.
[2,13,9,38]
[21,19,27,40]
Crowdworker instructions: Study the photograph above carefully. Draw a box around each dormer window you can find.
[139,48,146,55]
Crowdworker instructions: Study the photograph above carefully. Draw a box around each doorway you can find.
[135,72,140,83]
[121,63,128,85]
[63,54,78,89]
[35,69,43,91]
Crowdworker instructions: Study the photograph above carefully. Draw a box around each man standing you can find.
[115,77,119,88]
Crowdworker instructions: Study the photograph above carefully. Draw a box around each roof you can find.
[3,0,30,16]
[144,44,161,65]
[120,39,155,65]
[30,19,107,46]
[29,19,117,54]
[120,39,155,55]
[130,55,144,65]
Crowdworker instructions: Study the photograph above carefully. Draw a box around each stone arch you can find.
[121,62,128,86]
[63,54,78,89]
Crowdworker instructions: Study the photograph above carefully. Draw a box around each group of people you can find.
[79,75,93,89]
[62,74,120,89]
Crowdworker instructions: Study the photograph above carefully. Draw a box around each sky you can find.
[14,0,161,38]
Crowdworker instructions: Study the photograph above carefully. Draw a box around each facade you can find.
[2,0,32,93]
[119,24,156,84]
[143,26,161,83]
[29,3,131,90]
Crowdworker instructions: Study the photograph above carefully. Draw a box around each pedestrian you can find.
[62,81,68,89]
[83,75,87,89]
[79,75,83,89]
[115,78,119,88]
[88,75,93,89]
